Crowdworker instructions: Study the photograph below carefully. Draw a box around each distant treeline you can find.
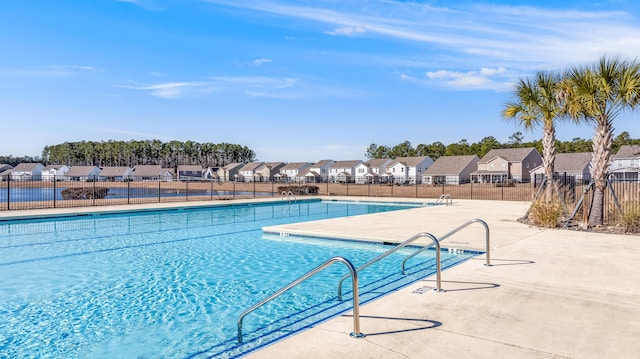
[366,131,640,160]
[38,140,257,168]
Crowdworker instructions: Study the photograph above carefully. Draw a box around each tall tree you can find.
[560,56,640,225]
[503,70,563,202]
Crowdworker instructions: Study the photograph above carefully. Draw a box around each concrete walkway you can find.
[250,198,640,359]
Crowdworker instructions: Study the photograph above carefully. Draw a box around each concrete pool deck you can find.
[1,197,638,358]
[254,198,640,359]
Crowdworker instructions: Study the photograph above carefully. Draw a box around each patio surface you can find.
[253,198,640,359]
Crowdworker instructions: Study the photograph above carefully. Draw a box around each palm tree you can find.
[503,70,563,202]
[560,56,640,226]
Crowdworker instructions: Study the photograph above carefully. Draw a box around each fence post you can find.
[127,180,131,204]
[210,181,213,201]
[53,177,57,208]
[470,178,473,199]
[158,181,161,203]
[7,175,10,210]
[92,179,96,206]
[233,181,236,199]
[186,181,189,201]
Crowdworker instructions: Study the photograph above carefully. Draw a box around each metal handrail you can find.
[401,219,491,274]
[281,190,296,202]
[337,232,443,300]
[237,256,364,343]
[436,194,453,206]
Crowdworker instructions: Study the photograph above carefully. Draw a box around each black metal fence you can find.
[1,175,638,225]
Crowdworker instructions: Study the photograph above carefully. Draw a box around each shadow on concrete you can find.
[341,314,441,337]
[419,279,500,292]
[482,258,535,266]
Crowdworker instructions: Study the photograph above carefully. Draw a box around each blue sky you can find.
[1,0,640,162]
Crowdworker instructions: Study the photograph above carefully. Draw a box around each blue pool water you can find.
[0,200,476,358]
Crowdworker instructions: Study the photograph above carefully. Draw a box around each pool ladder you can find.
[237,256,364,343]
[237,218,490,342]
[436,193,453,206]
[281,190,296,203]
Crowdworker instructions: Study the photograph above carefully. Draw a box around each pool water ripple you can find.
[0,200,477,358]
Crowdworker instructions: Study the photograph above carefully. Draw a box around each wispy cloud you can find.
[202,1,640,90]
[325,26,365,36]
[425,67,511,91]
[7,65,103,77]
[117,81,215,99]
[115,0,164,11]
[252,58,272,65]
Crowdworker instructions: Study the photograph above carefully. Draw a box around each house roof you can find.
[330,160,362,169]
[99,166,132,176]
[43,165,65,171]
[66,166,100,176]
[364,158,392,168]
[133,165,162,177]
[311,159,333,168]
[281,162,311,171]
[478,148,538,163]
[389,156,431,167]
[222,162,244,171]
[12,163,43,171]
[239,162,264,172]
[0,164,12,172]
[554,152,593,172]
[613,145,640,159]
[177,165,203,172]
[424,155,480,175]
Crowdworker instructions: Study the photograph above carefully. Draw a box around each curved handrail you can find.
[436,194,453,206]
[237,256,364,343]
[281,190,296,202]
[337,232,443,301]
[401,219,490,274]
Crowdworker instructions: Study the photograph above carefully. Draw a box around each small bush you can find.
[277,185,319,195]
[529,199,563,228]
[617,202,640,233]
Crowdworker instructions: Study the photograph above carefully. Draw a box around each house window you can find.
[526,162,529,169]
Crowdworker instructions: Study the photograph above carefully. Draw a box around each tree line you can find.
[365,131,640,160]
[40,140,257,168]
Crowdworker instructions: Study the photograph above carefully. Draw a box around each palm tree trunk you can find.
[588,118,613,226]
[542,123,556,202]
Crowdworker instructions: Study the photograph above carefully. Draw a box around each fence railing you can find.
[1,175,638,225]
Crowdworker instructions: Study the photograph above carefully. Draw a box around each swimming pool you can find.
[0,200,476,358]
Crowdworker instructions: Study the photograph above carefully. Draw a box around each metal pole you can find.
[53,177,57,208]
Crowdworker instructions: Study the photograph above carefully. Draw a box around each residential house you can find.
[610,145,640,182]
[303,160,334,183]
[530,152,592,184]
[253,162,286,182]
[216,163,244,182]
[177,165,204,181]
[99,166,134,182]
[65,166,101,181]
[422,155,479,185]
[160,168,175,181]
[328,160,363,183]
[238,162,264,182]
[133,165,163,181]
[276,162,312,183]
[354,158,393,184]
[42,165,70,181]
[203,167,220,180]
[10,163,45,181]
[383,156,434,184]
[471,147,542,183]
[0,164,13,181]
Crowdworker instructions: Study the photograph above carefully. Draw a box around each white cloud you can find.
[325,26,366,36]
[7,65,103,77]
[425,67,511,91]
[117,81,215,99]
[203,1,640,88]
[252,58,272,65]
